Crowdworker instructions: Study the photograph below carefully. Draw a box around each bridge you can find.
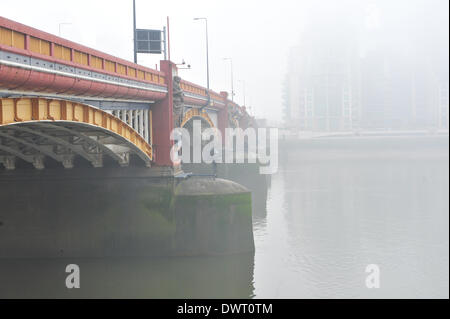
[0,16,254,172]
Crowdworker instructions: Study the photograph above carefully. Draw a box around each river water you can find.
[0,135,448,298]
[253,135,449,298]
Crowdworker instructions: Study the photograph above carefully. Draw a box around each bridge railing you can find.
[180,79,228,109]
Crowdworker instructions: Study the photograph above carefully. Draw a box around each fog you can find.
[1,0,448,126]
[283,0,449,131]
[1,0,449,299]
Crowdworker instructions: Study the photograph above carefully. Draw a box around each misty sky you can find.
[1,0,448,122]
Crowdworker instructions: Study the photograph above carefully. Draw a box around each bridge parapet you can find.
[180,79,226,109]
[0,17,167,101]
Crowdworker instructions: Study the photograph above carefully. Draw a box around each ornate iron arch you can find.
[0,97,152,170]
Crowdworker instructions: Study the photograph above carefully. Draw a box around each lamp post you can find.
[223,57,235,102]
[133,0,137,63]
[194,17,210,105]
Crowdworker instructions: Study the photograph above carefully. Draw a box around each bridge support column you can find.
[152,61,176,168]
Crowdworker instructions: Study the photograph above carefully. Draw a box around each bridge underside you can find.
[0,98,152,170]
[181,108,215,129]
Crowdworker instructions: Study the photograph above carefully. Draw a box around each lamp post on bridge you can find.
[194,17,210,107]
[133,0,137,63]
[223,57,235,102]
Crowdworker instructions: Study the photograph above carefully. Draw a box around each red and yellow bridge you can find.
[0,16,250,170]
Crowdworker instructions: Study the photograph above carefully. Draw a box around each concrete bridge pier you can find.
[0,168,254,258]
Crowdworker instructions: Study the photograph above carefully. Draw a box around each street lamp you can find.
[223,57,235,102]
[133,0,137,63]
[194,17,210,106]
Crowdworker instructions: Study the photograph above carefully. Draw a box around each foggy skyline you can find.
[283,0,449,131]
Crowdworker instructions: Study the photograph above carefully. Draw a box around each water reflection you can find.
[254,136,449,298]
[0,254,254,299]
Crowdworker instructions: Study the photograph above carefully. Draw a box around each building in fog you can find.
[283,5,362,132]
[283,0,449,132]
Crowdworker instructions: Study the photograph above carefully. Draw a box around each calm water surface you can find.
[254,136,449,298]
[0,136,448,298]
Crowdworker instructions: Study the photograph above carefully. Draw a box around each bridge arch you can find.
[181,108,215,129]
[0,98,152,170]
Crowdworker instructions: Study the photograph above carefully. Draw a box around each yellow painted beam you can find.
[0,97,152,160]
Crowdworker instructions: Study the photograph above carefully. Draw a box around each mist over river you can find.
[254,135,449,298]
